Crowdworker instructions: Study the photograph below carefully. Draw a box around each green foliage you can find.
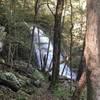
[52,83,70,99]
[80,87,87,100]
[0,0,87,99]
[32,68,45,81]
[16,95,27,100]
[0,32,7,41]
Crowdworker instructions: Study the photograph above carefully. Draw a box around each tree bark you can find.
[51,0,64,85]
[84,0,100,100]
[27,0,39,68]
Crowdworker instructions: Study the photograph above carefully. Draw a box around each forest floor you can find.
[0,77,74,100]
[0,60,86,100]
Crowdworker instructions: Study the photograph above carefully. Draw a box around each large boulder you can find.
[0,72,21,92]
[14,60,45,81]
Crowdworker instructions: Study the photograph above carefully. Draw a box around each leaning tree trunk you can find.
[51,0,64,85]
[71,71,86,100]
[84,0,100,100]
[71,39,86,100]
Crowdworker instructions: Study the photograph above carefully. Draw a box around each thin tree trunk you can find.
[71,71,86,100]
[72,36,86,100]
[51,0,64,86]
[48,58,53,72]
[69,0,73,93]
[38,28,43,69]
[27,0,39,68]
[61,63,66,76]
[42,37,50,72]
[77,1,85,81]
[77,38,85,81]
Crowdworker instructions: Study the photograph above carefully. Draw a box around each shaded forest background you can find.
[0,0,87,100]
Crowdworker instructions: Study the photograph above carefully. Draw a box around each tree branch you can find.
[47,0,55,16]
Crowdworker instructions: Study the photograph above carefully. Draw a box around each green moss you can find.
[16,95,27,100]
[52,83,68,99]
[32,69,44,81]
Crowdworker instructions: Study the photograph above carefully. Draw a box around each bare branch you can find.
[47,0,55,16]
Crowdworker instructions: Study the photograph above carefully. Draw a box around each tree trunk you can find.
[51,0,64,85]
[71,71,86,100]
[85,0,100,100]
[72,38,86,100]
[27,0,39,68]
[77,38,85,81]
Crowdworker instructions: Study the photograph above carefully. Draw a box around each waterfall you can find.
[30,26,76,80]
[0,42,3,52]
[0,25,5,52]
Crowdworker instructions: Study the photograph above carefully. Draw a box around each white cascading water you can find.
[30,27,76,80]
[0,26,5,52]
[0,42,3,52]
[0,24,76,79]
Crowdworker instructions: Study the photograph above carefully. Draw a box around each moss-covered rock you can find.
[32,68,44,81]
[0,72,20,86]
